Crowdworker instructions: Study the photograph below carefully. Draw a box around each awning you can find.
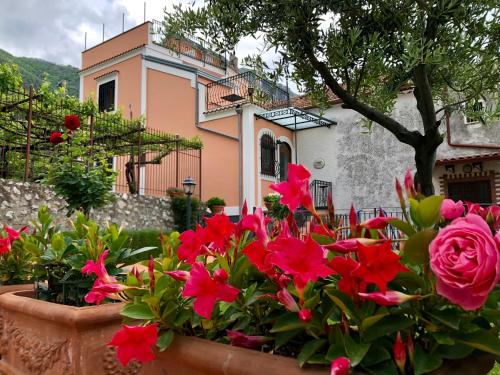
[436,152,500,165]
[255,107,336,131]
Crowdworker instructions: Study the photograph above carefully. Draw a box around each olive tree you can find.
[164,0,499,195]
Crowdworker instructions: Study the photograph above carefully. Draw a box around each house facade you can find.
[80,21,499,215]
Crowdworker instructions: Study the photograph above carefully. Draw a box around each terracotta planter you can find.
[140,336,494,375]
[210,205,225,214]
[0,291,130,375]
[0,284,33,297]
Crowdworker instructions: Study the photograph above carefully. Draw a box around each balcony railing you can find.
[151,20,227,71]
[205,71,290,112]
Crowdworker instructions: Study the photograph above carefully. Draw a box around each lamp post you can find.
[182,177,196,230]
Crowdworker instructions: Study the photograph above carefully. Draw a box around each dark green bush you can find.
[125,229,162,251]
[171,196,201,231]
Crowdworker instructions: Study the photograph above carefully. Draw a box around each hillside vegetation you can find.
[0,49,79,96]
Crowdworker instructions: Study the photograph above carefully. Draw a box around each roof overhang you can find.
[436,152,500,165]
[255,107,336,131]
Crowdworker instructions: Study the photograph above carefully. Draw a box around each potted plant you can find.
[206,197,226,214]
[263,192,281,211]
[0,207,157,374]
[167,187,185,199]
[97,164,498,374]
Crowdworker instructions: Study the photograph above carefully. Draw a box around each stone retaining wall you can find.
[0,179,174,230]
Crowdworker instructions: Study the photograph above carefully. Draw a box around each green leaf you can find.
[434,343,474,359]
[326,289,361,322]
[326,325,346,360]
[426,308,461,330]
[388,218,416,236]
[344,334,371,366]
[297,339,326,367]
[121,303,155,320]
[216,253,230,274]
[403,229,437,266]
[414,344,443,375]
[361,312,389,331]
[409,198,421,227]
[157,330,174,351]
[367,359,399,375]
[275,330,301,350]
[311,233,334,245]
[432,332,455,345]
[270,313,306,333]
[417,195,444,228]
[453,329,500,355]
[361,346,391,367]
[363,315,414,341]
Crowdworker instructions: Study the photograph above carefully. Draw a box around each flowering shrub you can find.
[0,225,31,284]
[100,164,499,373]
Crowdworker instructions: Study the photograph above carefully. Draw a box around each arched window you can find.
[260,133,276,177]
[279,142,292,181]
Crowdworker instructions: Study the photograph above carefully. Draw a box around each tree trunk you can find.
[413,134,442,196]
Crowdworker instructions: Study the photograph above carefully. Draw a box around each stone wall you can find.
[0,179,174,230]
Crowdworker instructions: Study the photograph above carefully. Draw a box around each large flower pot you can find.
[0,284,33,296]
[139,336,494,375]
[0,291,130,375]
[210,205,225,215]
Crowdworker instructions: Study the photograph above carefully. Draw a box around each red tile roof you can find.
[436,152,500,165]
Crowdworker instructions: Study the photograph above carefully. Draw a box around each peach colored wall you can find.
[82,55,142,116]
[146,68,239,206]
[82,23,149,70]
[254,117,294,207]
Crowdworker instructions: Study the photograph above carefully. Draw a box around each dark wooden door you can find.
[447,179,492,204]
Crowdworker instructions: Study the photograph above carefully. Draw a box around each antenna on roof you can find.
[143,2,146,23]
[122,13,125,32]
[102,23,105,42]
[84,32,87,50]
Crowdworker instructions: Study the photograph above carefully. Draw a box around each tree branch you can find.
[413,63,438,134]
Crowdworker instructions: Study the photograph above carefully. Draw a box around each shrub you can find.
[171,196,201,231]
[125,229,162,253]
[206,197,225,208]
[263,192,280,203]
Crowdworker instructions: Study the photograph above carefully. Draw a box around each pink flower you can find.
[270,164,314,212]
[81,250,116,283]
[330,357,351,375]
[276,288,299,312]
[226,330,271,349]
[440,199,464,220]
[108,324,158,367]
[165,270,190,281]
[393,332,406,373]
[204,214,236,253]
[358,291,420,306]
[268,236,333,291]
[430,214,499,310]
[241,207,269,245]
[298,308,312,322]
[178,224,207,264]
[0,237,11,255]
[84,279,125,305]
[182,263,239,319]
[242,240,274,275]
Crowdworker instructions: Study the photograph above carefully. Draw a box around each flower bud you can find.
[404,169,416,198]
[213,268,229,283]
[165,270,190,282]
[358,291,420,306]
[276,288,299,312]
[330,357,351,375]
[298,308,312,322]
[395,178,406,209]
[393,331,406,373]
[406,334,414,368]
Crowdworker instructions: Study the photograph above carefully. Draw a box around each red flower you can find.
[0,237,11,255]
[178,224,207,264]
[268,235,333,291]
[226,330,271,349]
[204,213,236,253]
[395,178,405,208]
[360,217,397,230]
[84,278,125,304]
[270,164,314,212]
[329,256,366,297]
[393,331,406,373]
[330,357,351,375]
[64,114,80,131]
[49,131,64,145]
[108,324,158,367]
[241,207,269,244]
[298,308,312,322]
[182,263,239,319]
[3,226,28,243]
[358,291,420,306]
[351,241,409,293]
[404,169,416,198]
[242,240,274,275]
[325,238,379,254]
[81,250,116,283]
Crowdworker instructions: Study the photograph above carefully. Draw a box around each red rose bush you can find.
[98,164,499,373]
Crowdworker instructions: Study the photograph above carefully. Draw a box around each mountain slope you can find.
[0,49,79,97]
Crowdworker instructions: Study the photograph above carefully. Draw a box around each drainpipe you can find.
[235,105,243,218]
[445,112,500,150]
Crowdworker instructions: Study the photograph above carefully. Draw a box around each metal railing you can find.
[310,180,332,209]
[205,71,290,111]
[151,20,227,71]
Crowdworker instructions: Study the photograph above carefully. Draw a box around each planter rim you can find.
[0,291,124,329]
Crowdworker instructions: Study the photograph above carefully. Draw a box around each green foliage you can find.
[171,196,201,231]
[263,192,280,203]
[0,49,79,96]
[206,196,226,208]
[0,232,32,285]
[0,63,22,91]
[125,229,163,251]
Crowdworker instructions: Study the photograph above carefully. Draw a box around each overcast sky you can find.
[0,0,269,69]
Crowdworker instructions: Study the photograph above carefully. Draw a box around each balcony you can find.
[205,71,290,112]
[151,20,227,71]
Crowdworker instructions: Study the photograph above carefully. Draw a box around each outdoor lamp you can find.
[182,177,196,196]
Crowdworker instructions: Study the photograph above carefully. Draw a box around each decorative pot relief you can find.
[103,346,142,375]
[2,320,71,374]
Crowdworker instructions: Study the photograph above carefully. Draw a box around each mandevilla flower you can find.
[351,241,409,293]
[182,263,239,319]
[204,213,236,253]
[108,324,158,367]
[276,288,299,312]
[268,235,333,292]
[49,131,64,145]
[84,278,126,305]
[325,238,379,254]
[330,357,351,375]
[298,308,312,322]
[165,270,189,281]
[0,237,11,255]
[329,256,366,297]
[81,249,116,284]
[242,240,274,275]
[360,216,397,230]
[404,169,416,198]
[393,331,406,374]
[64,114,80,131]
[358,291,420,306]
[241,207,269,245]
[178,224,207,264]
[226,330,272,349]
[429,213,499,310]
[4,225,28,243]
[270,164,314,212]
[440,199,464,220]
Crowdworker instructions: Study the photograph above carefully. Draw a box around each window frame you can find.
[463,99,485,125]
[260,133,277,178]
[96,73,118,113]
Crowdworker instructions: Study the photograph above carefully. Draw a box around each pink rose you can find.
[430,214,500,310]
[440,199,464,220]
